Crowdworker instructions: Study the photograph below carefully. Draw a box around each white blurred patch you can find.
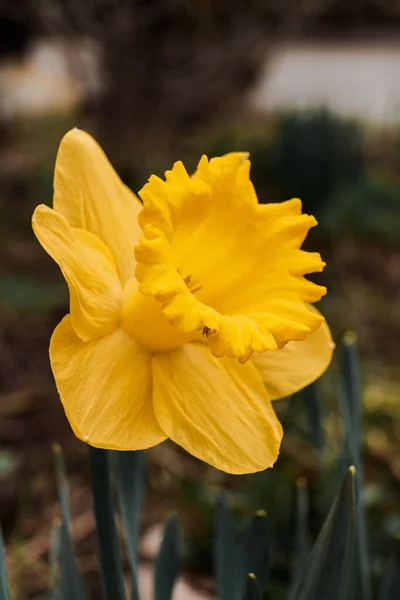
[250,41,400,123]
[0,37,100,118]
[139,563,211,600]
[139,524,211,599]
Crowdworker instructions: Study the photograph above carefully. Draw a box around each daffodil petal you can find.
[53,129,141,283]
[152,342,283,474]
[50,315,166,449]
[251,318,334,400]
[33,204,122,341]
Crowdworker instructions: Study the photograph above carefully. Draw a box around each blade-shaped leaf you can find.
[289,476,311,594]
[53,444,88,600]
[0,527,11,600]
[154,515,180,600]
[53,445,72,526]
[214,495,238,600]
[288,466,356,600]
[243,574,262,600]
[378,537,400,600]
[49,518,61,600]
[303,383,324,453]
[239,511,270,593]
[112,450,145,600]
[90,447,125,600]
[339,335,371,600]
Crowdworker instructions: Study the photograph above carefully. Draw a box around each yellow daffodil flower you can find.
[32,129,333,474]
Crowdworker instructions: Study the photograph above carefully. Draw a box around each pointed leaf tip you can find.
[343,331,357,346]
[289,467,356,600]
[297,475,308,488]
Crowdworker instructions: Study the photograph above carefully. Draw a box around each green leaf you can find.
[214,495,238,600]
[243,574,262,600]
[49,519,61,600]
[215,497,269,599]
[289,476,311,594]
[378,537,400,599]
[90,447,125,600]
[53,445,88,600]
[288,466,356,600]
[112,450,145,600]
[339,335,371,600]
[339,333,362,473]
[0,527,11,600]
[154,515,181,600]
[303,383,324,453]
[239,511,270,593]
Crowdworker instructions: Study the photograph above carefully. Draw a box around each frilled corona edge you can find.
[136,153,326,362]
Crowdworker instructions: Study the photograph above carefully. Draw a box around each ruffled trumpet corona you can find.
[32,129,334,474]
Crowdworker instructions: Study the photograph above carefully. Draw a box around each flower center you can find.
[121,276,198,352]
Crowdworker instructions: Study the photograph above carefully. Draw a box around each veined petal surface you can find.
[33,204,122,341]
[50,316,166,449]
[136,154,327,361]
[32,131,333,475]
[252,318,334,400]
[152,342,283,474]
[53,128,142,283]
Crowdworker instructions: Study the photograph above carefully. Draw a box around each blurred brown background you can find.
[0,1,399,598]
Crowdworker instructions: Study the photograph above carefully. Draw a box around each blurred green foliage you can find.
[266,110,365,215]
[0,110,399,599]
[324,174,400,245]
[1,339,399,599]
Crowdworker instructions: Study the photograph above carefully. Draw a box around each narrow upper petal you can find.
[152,342,283,474]
[33,204,122,341]
[251,318,334,400]
[50,315,167,450]
[53,129,142,284]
